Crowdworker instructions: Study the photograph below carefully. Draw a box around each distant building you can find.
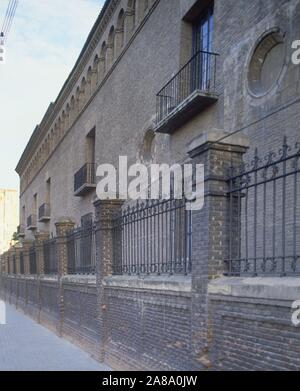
[0,189,18,254]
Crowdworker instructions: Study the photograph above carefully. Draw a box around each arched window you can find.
[115,9,125,56]
[66,103,71,128]
[99,42,107,79]
[125,0,136,41]
[70,96,75,123]
[87,66,93,96]
[107,26,115,69]
[75,86,81,113]
[80,77,87,106]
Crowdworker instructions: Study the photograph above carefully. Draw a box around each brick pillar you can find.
[22,240,33,275]
[34,232,50,275]
[55,219,75,277]
[187,131,249,370]
[55,218,75,336]
[14,246,22,275]
[93,199,123,362]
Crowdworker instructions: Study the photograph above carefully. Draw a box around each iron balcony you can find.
[27,214,37,230]
[155,50,219,134]
[74,163,96,197]
[17,224,25,238]
[38,203,51,222]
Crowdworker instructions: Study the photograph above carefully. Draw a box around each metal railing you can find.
[27,214,37,228]
[29,246,37,274]
[225,137,300,277]
[112,199,192,276]
[43,238,58,274]
[39,203,51,220]
[66,224,95,274]
[12,255,16,274]
[20,251,25,275]
[156,50,218,124]
[74,163,96,193]
[17,224,25,236]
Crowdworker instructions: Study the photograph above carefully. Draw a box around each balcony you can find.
[74,163,96,197]
[155,50,219,134]
[17,225,25,238]
[38,203,51,222]
[27,215,37,230]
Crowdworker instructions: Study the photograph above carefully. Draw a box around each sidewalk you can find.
[0,303,111,371]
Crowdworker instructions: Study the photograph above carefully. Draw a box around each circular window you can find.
[248,31,285,96]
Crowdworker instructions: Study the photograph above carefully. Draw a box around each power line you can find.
[1,0,18,44]
[1,0,13,33]
[209,95,300,148]
[4,0,18,39]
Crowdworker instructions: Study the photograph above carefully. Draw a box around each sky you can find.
[0,0,104,191]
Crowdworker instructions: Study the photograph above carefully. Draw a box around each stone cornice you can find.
[15,0,119,175]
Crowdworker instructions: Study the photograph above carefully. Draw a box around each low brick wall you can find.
[2,273,300,370]
[208,277,300,371]
[103,276,193,371]
[0,274,99,359]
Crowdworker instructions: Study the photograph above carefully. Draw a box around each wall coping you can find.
[208,277,300,301]
[103,275,192,293]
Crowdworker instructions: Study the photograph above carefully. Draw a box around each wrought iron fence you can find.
[225,137,300,277]
[43,238,58,274]
[66,224,95,274]
[12,255,16,274]
[112,199,192,276]
[156,50,218,124]
[29,246,37,274]
[20,251,25,275]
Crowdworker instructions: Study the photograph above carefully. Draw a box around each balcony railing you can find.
[17,224,25,238]
[27,215,37,230]
[74,163,96,196]
[155,50,219,134]
[38,203,51,222]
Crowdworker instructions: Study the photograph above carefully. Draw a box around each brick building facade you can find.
[1,0,300,371]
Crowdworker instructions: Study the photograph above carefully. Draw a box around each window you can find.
[46,178,51,205]
[86,128,95,165]
[193,7,214,54]
[192,7,214,90]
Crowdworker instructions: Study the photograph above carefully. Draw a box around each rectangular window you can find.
[86,128,96,165]
[192,6,214,91]
[193,6,214,54]
[46,178,51,205]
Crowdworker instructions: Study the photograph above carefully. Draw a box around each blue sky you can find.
[0,0,104,191]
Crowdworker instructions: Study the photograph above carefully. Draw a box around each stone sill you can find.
[104,275,192,293]
[61,275,96,285]
[208,277,300,301]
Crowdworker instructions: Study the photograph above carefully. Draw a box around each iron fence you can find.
[225,137,300,277]
[66,224,95,274]
[12,255,16,274]
[43,238,58,274]
[112,199,192,276]
[29,246,37,274]
[156,50,218,124]
[20,251,25,275]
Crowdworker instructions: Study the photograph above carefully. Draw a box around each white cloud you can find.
[0,0,104,189]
